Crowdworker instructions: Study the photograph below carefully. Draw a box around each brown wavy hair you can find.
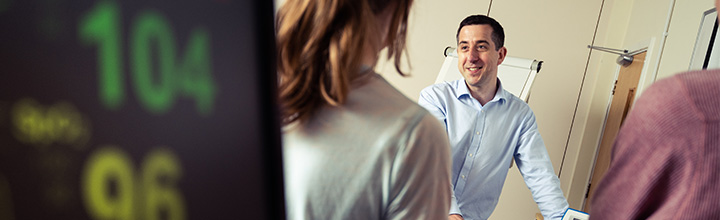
[276,0,413,125]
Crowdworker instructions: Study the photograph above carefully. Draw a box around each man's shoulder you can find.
[421,81,454,93]
[497,88,533,114]
[420,80,463,98]
[675,69,720,96]
[638,69,720,123]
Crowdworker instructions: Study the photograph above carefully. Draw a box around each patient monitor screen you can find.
[0,0,283,219]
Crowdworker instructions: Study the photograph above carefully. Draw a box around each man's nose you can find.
[468,50,480,62]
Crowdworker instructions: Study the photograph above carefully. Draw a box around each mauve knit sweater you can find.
[590,69,720,219]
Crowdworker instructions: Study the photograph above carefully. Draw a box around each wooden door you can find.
[583,52,647,212]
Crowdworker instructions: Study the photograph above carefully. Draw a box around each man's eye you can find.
[461,46,469,50]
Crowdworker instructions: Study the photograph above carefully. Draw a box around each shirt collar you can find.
[454,79,509,104]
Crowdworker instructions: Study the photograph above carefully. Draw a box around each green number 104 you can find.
[79,1,217,116]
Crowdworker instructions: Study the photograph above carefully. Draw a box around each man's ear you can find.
[497,47,507,65]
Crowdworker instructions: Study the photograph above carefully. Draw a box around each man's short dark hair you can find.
[456,15,505,51]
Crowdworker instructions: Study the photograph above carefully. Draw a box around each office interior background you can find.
[276,0,716,218]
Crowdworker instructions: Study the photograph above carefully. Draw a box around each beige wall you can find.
[658,0,716,79]
[375,0,490,100]
[275,0,716,218]
[561,0,633,209]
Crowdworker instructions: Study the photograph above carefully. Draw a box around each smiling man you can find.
[418,15,569,220]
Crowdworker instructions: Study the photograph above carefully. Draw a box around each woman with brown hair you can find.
[276,0,451,219]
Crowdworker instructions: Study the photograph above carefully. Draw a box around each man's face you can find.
[457,24,506,89]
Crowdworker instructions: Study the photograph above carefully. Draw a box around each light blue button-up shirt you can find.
[418,79,568,220]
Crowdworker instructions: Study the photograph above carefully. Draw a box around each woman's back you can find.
[283,72,451,220]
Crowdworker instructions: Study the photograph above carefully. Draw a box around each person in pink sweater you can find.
[590,2,720,218]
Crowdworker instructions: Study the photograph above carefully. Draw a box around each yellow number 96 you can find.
[82,146,185,220]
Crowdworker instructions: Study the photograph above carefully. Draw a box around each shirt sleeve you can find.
[449,193,461,216]
[514,111,569,220]
[418,87,447,131]
[386,112,452,220]
[417,87,462,217]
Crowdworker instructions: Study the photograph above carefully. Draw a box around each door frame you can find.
[581,39,655,210]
